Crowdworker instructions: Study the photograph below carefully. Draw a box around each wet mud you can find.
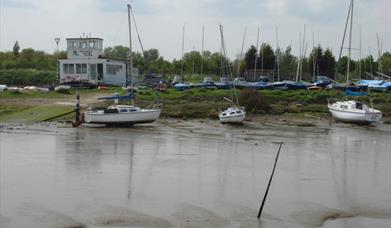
[0,119,390,227]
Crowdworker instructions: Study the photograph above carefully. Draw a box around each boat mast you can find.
[220,24,239,106]
[181,24,185,78]
[359,26,362,79]
[346,0,354,84]
[302,41,308,81]
[261,43,264,77]
[127,4,133,86]
[201,24,204,78]
[129,6,147,73]
[238,27,247,78]
[300,25,306,82]
[295,32,302,82]
[335,0,352,80]
[376,33,383,75]
[312,32,316,82]
[253,27,260,82]
[368,47,374,75]
[275,26,280,81]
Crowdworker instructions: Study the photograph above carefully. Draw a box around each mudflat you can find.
[0,119,390,227]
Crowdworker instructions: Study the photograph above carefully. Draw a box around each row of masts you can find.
[128,2,387,85]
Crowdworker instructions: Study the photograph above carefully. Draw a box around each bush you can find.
[239,89,271,113]
[0,69,56,86]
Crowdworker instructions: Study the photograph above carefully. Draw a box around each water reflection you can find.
[127,139,134,200]
[1,121,390,228]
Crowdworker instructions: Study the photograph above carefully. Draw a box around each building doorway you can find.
[97,64,103,81]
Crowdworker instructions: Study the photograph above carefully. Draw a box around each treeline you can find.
[104,46,230,77]
[0,41,390,85]
[104,44,391,81]
[0,42,66,85]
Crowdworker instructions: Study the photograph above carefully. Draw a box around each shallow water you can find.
[0,120,390,227]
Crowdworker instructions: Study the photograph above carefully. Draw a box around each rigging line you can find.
[111,10,126,47]
[201,24,204,77]
[181,24,185,77]
[238,27,247,78]
[254,27,260,82]
[219,24,239,106]
[129,5,145,53]
[129,5,148,72]
[335,0,353,78]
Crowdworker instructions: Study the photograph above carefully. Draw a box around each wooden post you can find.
[257,142,283,219]
[72,92,82,127]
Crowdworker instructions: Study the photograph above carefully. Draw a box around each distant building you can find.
[59,37,138,86]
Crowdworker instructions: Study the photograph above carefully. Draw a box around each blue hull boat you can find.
[174,82,191,91]
[286,82,308,90]
[345,89,368,96]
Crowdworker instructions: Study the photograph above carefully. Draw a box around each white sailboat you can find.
[83,4,160,125]
[328,0,382,124]
[218,25,246,124]
[219,104,246,124]
[328,100,382,124]
[84,104,160,124]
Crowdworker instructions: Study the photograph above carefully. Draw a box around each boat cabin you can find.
[336,101,369,112]
[105,105,141,114]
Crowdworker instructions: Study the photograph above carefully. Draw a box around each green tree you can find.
[13,41,20,57]
[337,56,356,77]
[132,52,145,74]
[280,46,297,80]
[308,45,323,79]
[172,59,183,75]
[143,48,159,62]
[362,55,376,76]
[183,51,202,75]
[0,51,16,69]
[16,48,35,68]
[200,50,212,75]
[244,45,257,71]
[322,49,336,79]
[209,52,229,77]
[380,52,391,76]
[259,43,275,70]
[104,45,129,59]
[148,57,171,75]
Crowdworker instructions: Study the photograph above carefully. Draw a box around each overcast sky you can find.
[0,0,390,60]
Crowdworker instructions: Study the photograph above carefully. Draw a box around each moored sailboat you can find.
[328,100,382,124]
[218,25,246,124]
[76,4,161,126]
[328,0,382,124]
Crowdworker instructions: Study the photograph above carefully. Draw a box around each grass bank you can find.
[1,87,391,123]
[136,88,391,118]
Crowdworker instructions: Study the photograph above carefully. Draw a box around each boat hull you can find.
[219,114,246,123]
[328,106,382,124]
[219,107,246,124]
[368,85,388,92]
[84,109,161,124]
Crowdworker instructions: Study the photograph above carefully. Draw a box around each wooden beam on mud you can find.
[42,110,75,122]
[257,141,283,219]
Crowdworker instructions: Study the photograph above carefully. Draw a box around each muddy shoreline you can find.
[1,118,390,228]
[1,89,391,228]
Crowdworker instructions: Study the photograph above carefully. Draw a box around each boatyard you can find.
[1,0,391,227]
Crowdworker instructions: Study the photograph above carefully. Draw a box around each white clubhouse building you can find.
[59,37,137,86]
